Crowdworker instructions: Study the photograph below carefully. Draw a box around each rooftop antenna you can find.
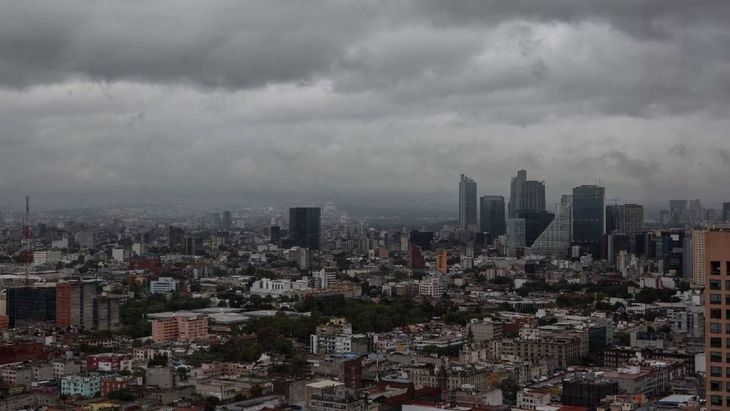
[24,196,32,286]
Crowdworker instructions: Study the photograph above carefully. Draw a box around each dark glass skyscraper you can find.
[572,185,605,257]
[7,286,57,328]
[516,209,555,247]
[288,207,321,250]
[508,169,545,218]
[479,195,506,236]
[459,174,478,231]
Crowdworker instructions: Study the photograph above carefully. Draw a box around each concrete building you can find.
[61,374,101,399]
[310,318,353,355]
[56,280,98,330]
[436,250,448,274]
[704,229,730,410]
[418,276,444,298]
[692,230,706,286]
[151,315,209,343]
[150,277,178,294]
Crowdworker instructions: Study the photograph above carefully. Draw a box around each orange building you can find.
[55,282,72,327]
[0,316,8,330]
[705,229,730,410]
[151,315,208,343]
[436,250,448,274]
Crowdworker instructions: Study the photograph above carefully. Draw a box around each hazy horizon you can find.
[2,1,729,212]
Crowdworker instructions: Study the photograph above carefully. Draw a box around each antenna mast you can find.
[24,196,31,286]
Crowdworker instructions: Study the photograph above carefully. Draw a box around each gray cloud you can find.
[0,1,729,212]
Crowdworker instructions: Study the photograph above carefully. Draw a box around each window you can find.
[712,352,722,362]
[712,395,723,406]
[712,261,722,275]
[712,366,723,377]
[711,337,722,348]
[711,294,722,304]
[713,309,723,319]
[712,323,722,333]
[726,280,730,289]
[711,380,722,391]
[711,279,722,289]
[726,323,730,334]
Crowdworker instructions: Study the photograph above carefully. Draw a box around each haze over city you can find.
[1,1,730,212]
[5,2,730,411]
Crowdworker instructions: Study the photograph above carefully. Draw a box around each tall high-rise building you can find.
[459,174,478,231]
[508,169,545,218]
[572,185,605,257]
[506,218,526,251]
[529,195,572,257]
[522,180,546,212]
[704,229,730,409]
[692,230,706,287]
[618,204,644,237]
[168,226,184,247]
[56,281,98,330]
[222,211,233,229]
[723,202,730,223]
[436,250,448,274]
[288,207,321,250]
[516,210,554,248]
[508,170,527,218]
[688,199,703,226]
[7,286,56,328]
[479,196,506,236]
[605,205,620,234]
[669,200,687,227]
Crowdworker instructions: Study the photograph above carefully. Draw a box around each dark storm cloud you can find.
[0,1,729,210]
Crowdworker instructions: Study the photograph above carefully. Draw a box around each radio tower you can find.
[24,196,32,286]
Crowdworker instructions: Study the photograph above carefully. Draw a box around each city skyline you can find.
[1,2,730,209]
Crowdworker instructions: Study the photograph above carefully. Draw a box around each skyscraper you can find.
[618,204,644,237]
[222,211,233,229]
[508,170,527,218]
[56,280,98,330]
[723,202,730,223]
[522,180,546,212]
[704,229,730,409]
[669,200,687,227]
[688,199,703,226]
[508,169,545,218]
[459,174,478,231]
[529,195,572,257]
[479,196,506,236]
[288,207,321,250]
[516,209,554,248]
[572,185,605,257]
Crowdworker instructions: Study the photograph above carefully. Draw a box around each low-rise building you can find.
[61,374,101,398]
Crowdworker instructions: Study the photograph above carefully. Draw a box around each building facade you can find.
[459,174,478,231]
[479,195,505,237]
[572,185,605,257]
[288,207,322,250]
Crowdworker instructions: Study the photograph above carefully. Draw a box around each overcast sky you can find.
[1,1,729,214]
